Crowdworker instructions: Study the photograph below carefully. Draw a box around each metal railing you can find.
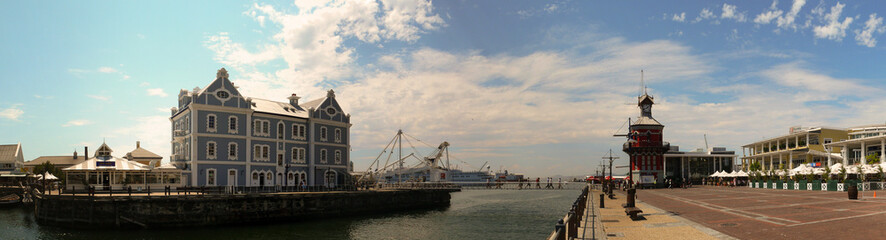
[455,181,585,190]
[548,184,589,240]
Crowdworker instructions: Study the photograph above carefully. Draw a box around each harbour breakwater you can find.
[33,189,458,229]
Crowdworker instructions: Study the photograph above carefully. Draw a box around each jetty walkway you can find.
[550,184,733,240]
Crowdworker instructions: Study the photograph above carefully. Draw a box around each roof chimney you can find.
[287,93,301,106]
[85,146,89,159]
[137,141,141,148]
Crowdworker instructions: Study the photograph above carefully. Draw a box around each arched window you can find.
[324,170,336,188]
[320,149,327,163]
[335,150,342,164]
[334,129,341,143]
[229,116,238,133]
[207,141,216,159]
[277,122,284,139]
[207,114,217,132]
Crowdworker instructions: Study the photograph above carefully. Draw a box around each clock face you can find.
[641,104,651,112]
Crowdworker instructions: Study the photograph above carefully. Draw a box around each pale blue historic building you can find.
[170,68,351,187]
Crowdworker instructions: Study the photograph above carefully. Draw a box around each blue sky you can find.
[2,0,886,177]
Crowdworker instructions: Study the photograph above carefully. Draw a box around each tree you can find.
[866,153,880,165]
[32,162,65,185]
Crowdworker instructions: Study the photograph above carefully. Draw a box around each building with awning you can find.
[63,143,181,191]
[824,124,886,166]
[740,126,847,171]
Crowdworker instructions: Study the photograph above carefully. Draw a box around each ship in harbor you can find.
[361,130,513,184]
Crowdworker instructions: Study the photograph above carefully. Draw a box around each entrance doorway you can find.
[102,173,110,190]
[228,170,237,186]
[259,173,265,187]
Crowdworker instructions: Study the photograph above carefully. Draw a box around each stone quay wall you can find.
[34,189,456,229]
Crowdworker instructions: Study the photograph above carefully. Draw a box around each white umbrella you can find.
[736,170,749,177]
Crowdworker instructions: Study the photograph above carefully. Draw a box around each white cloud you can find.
[776,0,806,30]
[754,0,783,24]
[693,8,715,23]
[544,3,558,13]
[672,12,686,22]
[337,39,711,150]
[146,88,168,97]
[812,2,853,41]
[87,95,110,101]
[62,120,92,127]
[206,0,447,102]
[139,82,150,87]
[0,105,23,120]
[97,67,117,73]
[136,33,146,39]
[104,115,171,164]
[855,13,886,47]
[760,62,876,101]
[34,95,53,99]
[721,4,747,22]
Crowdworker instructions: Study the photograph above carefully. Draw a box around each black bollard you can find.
[128,186,132,196]
[599,193,605,208]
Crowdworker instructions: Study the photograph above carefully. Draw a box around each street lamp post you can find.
[284,163,291,191]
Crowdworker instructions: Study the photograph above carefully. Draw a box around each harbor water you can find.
[0,189,580,239]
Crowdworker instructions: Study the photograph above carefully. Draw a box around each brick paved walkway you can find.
[638,186,886,239]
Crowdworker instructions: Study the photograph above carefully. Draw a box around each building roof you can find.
[63,156,151,171]
[299,96,326,110]
[0,143,20,163]
[741,126,846,147]
[633,116,662,126]
[26,156,84,166]
[126,147,162,159]
[252,98,310,118]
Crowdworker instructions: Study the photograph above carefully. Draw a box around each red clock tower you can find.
[622,91,669,186]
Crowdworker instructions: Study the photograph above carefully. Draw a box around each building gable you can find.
[194,68,249,109]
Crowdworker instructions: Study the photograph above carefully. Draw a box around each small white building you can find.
[63,143,181,191]
[0,143,24,174]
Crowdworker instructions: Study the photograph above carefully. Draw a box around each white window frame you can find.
[335,129,341,143]
[253,144,271,161]
[206,168,217,186]
[298,148,306,163]
[207,141,217,160]
[228,142,238,160]
[320,126,327,141]
[289,147,299,163]
[299,125,306,139]
[824,138,833,145]
[254,145,261,160]
[207,114,217,133]
[277,122,285,139]
[262,121,270,136]
[262,145,270,161]
[335,150,342,164]
[228,116,238,134]
[253,119,271,137]
[292,124,307,140]
[320,149,327,163]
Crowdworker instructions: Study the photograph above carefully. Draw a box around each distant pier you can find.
[33,188,459,229]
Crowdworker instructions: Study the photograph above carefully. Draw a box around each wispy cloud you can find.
[97,66,118,73]
[62,120,92,127]
[34,95,54,99]
[146,88,168,97]
[0,105,23,120]
[672,12,686,22]
[812,2,853,41]
[721,4,747,22]
[87,95,110,101]
[855,13,886,47]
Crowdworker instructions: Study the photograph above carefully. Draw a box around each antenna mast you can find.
[639,70,645,97]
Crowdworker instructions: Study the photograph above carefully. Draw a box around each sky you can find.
[2,0,886,178]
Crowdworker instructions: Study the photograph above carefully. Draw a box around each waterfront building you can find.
[63,143,182,190]
[664,146,736,180]
[824,124,886,166]
[0,143,24,174]
[25,150,86,173]
[622,91,670,184]
[740,127,847,171]
[123,141,162,167]
[169,68,351,187]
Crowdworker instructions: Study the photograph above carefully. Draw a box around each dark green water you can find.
[0,189,580,239]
